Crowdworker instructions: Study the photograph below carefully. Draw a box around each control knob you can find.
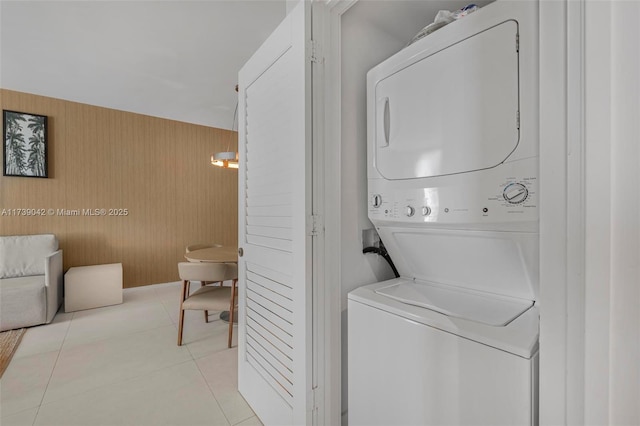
[405,206,415,217]
[422,206,431,216]
[503,183,529,204]
[372,194,382,208]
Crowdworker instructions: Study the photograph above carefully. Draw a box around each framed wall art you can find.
[3,110,48,178]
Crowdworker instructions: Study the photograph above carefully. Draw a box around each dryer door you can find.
[373,20,519,180]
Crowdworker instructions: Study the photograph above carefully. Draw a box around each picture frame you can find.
[3,110,48,178]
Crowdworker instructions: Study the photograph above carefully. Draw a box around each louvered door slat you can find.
[246,225,293,241]
[246,235,293,252]
[247,173,292,196]
[247,193,292,207]
[246,294,293,337]
[247,333,293,381]
[247,216,293,228]
[246,349,293,403]
[247,205,292,218]
[246,261,292,288]
[247,274,293,308]
[245,162,292,180]
[246,270,293,301]
[247,315,293,355]
[247,288,293,324]
[247,325,293,371]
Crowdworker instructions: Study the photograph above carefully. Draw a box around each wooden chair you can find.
[185,243,225,322]
[177,262,238,348]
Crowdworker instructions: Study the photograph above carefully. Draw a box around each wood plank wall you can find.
[0,89,238,287]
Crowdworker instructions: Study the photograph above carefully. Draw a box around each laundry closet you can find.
[337,1,539,424]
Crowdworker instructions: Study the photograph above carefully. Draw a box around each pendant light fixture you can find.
[211,150,239,169]
[211,86,239,169]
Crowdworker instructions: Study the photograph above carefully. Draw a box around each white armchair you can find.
[0,234,63,331]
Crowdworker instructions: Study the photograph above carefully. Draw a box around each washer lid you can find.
[349,278,539,358]
[375,280,533,326]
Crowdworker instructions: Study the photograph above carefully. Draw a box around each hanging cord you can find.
[224,101,239,152]
[231,101,238,132]
[363,240,400,278]
[224,84,238,153]
[231,84,238,134]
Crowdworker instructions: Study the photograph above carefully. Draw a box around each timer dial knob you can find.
[372,194,382,208]
[503,183,529,204]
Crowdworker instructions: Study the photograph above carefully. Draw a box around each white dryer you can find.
[349,1,539,425]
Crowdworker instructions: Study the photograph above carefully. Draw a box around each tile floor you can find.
[0,282,261,426]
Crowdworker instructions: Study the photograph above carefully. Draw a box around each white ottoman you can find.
[64,263,123,312]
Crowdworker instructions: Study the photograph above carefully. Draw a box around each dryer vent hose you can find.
[363,244,400,278]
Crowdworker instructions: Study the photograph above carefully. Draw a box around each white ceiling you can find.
[0,1,286,130]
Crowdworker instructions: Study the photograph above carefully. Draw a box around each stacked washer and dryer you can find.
[348,1,539,425]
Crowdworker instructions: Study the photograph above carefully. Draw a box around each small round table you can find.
[184,246,238,263]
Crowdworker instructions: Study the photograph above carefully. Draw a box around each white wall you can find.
[339,4,404,421]
[340,1,406,304]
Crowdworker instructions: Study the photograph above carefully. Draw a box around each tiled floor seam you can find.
[231,413,258,425]
[41,325,191,407]
[158,296,180,329]
[194,358,234,426]
[32,309,74,425]
[0,406,36,425]
[35,358,197,413]
[59,316,176,353]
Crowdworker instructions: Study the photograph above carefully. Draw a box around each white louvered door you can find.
[237,2,313,425]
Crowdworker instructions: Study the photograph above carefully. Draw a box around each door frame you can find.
[317,1,357,425]
[539,1,588,424]
[541,1,640,423]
